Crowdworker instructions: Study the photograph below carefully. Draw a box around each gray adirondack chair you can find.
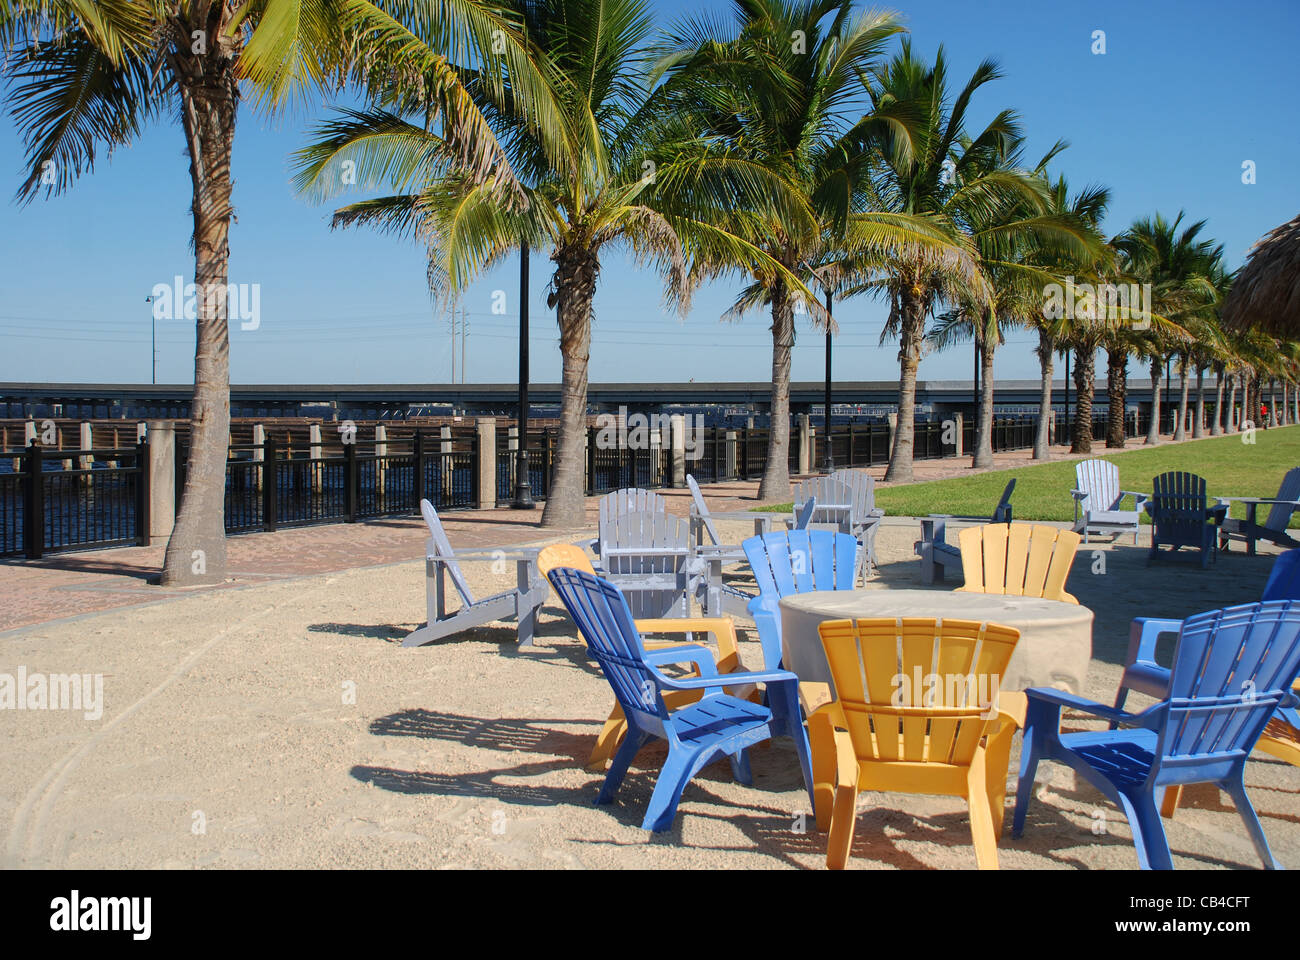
[685,474,768,617]
[586,487,668,565]
[1145,471,1227,568]
[1217,467,1300,555]
[914,478,1016,585]
[793,469,883,580]
[1071,459,1148,544]
[402,500,548,647]
[598,509,707,619]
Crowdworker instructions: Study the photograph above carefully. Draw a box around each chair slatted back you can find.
[818,617,1020,766]
[547,567,667,731]
[1264,467,1300,532]
[1150,471,1208,546]
[598,488,666,538]
[957,523,1081,603]
[742,530,858,669]
[602,510,692,619]
[686,474,723,546]
[830,469,878,517]
[420,499,475,606]
[1155,601,1300,774]
[1262,549,1300,602]
[1076,459,1120,513]
[794,477,856,530]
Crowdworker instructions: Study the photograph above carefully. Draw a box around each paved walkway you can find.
[0,434,1185,633]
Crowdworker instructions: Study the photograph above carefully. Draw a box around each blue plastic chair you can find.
[742,529,860,674]
[547,566,814,832]
[1114,549,1300,726]
[1013,600,1300,869]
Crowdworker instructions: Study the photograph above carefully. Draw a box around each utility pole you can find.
[145,295,158,384]
[449,309,457,383]
[461,309,468,384]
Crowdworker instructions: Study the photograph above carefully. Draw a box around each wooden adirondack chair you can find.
[546,566,814,832]
[1145,471,1226,568]
[402,500,548,647]
[1113,549,1300,810]
[1217,466,1300,555]
[1014,600,1300,869]
[915,479,1017,585]
[1071,459,1147,544]
[809,617,1022,869]
[793,470,883,580]
[597,509,708,620]
[538,543,760,770]
[586,488,668,566]
[956,522,1081,603]
[685,474,764,618]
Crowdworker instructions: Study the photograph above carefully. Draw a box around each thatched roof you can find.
[1223,213,1300,336]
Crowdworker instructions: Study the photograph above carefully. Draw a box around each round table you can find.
[778,588,1094,696]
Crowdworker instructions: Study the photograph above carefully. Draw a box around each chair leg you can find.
[825,776,860,870]
[808,711,839,832]
[642,748,696,832]
[981,724,1017,838]
[1160,785,1183,818]
[598,730,648,805]
[728,748,753,786]
[967,755,1000,869]
[1011,721,1043,838]
[1119,792,1174,870]
[588,702,629,770]
[1223,776,1282,869]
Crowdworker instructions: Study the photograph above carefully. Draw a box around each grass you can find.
[755,424,1300,526]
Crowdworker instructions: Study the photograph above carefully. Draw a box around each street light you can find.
[510,241,535,509]
[144,295,157,384]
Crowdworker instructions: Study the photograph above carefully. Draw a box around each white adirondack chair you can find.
[685,474,773,617]
[402,500,548,647]
[1217,467,1300,555]
[793,469,884,580]
[914,478,1016,585]
[1071,459,1147,544]
[586,487,668,565]
[598,509,707,619]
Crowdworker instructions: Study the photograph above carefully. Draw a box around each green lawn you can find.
[756,424,1300,525]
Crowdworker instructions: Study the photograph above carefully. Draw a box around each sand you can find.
[2,515,1296,870]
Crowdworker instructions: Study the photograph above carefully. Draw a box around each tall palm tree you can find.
[296,0,815,526]
[1,0,562,580]
[654,2,971,497]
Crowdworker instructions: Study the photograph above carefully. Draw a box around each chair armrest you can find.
[1126,617,1184,667]
[1025,686,1159,728]
[657,666,800,691]
[1120,490,1148,503]
[1070,489,1087,501]
[643,645,720,679]
[634,617,740,664]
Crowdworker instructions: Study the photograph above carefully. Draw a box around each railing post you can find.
[24,440,43,559]
[344,440,358,522]
[144,420,175,546]
[135,437,151,547]
[471,429,482,508]
[262,435,278,532]
[475,417,496,509]
[412,429,425,509]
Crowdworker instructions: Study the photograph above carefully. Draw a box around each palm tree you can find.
[296,0,817,526]
[654,2,974,497]
[1,0,561,580]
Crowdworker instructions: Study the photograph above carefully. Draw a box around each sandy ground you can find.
[2,515,1296,870]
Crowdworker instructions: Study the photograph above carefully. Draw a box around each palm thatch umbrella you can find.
[1223,213,1300,335]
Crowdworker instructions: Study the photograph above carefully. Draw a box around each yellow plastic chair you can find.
[957,522,1081,603]
[537,542,757,770]
[808,617,1021,870]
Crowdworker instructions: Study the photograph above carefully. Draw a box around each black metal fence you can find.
[1,441,148,558]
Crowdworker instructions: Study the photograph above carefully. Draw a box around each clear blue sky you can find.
[1,0,1297,386]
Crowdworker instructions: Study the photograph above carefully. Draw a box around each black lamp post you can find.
[510,242,535,509]
[822,289,834,474]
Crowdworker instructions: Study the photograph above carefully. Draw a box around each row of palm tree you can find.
[4,0,1296,586]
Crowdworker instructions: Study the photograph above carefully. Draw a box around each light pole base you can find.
[509,452,535,509]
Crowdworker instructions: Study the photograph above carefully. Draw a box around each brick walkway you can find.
[0,434,1182,633]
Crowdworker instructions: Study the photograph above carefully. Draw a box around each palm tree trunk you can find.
[1193,366,1205,438]
[758,277,795,499]
[1145,357,1161,444]
[885,286,926,482]
[1206,361,1216,434]
[972,318,995,469]
[1271,378,1279,427]
[1105,347,1126,448]
[1033,329,1053,460]
[1281,381,1289,427]
[1173,357,1190,441]
[160,60,239,586]
[1227,374,1238,432]
[539,243,599,528]
[1071,345,1094,454]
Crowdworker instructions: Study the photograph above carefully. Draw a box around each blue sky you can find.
[1,0,1297,387]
